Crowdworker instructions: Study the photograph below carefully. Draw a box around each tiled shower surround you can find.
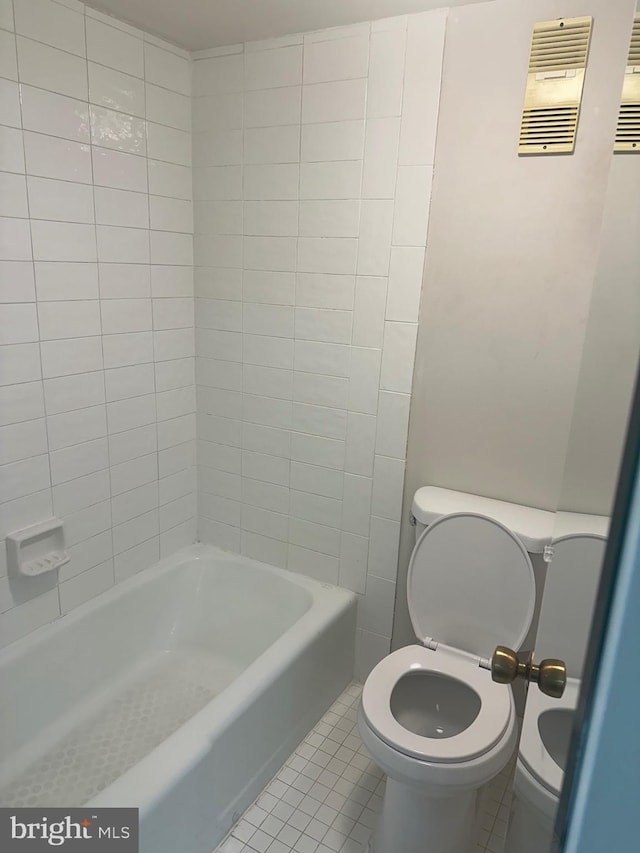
[0,0,446,678]
[193,14,445,679]
[0,0,196,646]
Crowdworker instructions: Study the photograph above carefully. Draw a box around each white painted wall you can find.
[0,0,196,648]
[558,154,640,517]
[192,11,447,680]
[393,0,637,650]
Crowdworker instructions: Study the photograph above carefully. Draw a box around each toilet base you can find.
[370,777,478,853]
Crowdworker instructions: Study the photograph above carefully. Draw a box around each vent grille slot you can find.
[529,21,591,72]
[519,17,592,155]
[615,16,640,152]
[628,15,640,65]
[520,106,579,149]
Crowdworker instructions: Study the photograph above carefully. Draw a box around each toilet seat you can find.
[361,645,511,764]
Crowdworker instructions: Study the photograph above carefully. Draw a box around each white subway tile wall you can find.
[0,0,196,649]
[193,11,447,680]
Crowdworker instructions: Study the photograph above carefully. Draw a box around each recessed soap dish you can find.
[6,518,70,577]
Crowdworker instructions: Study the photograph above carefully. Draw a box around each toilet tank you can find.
[411,487,555,555]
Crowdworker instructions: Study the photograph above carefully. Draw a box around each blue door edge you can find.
[558,354,640,851]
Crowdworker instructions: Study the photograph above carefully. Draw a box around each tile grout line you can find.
[82,5,116,598]
[142,28,163,567]
[12,0,60,612]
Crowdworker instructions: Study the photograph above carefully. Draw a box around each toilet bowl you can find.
[358,488,553,853]
[504,519,607,853]
[359,645,518,853]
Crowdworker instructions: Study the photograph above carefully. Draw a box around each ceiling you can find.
[85,0,486,52]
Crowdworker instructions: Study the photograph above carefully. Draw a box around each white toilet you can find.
[504,514,608,853]
[358,487,554,853]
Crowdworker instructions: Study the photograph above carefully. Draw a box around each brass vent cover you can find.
[615,15,640,152]
[519,16,593,155]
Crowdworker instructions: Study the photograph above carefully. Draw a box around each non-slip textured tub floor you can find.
[0,650,242,807]
[213,683,513,853]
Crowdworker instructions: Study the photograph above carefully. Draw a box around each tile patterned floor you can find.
[213,683,514,853]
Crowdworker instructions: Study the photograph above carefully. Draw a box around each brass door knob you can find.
[491,645,567,699]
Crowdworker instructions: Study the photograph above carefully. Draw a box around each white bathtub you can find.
[0,544,356,853]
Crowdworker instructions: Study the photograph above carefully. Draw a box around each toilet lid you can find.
[534,534,607,678]
[407,513,536,659]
